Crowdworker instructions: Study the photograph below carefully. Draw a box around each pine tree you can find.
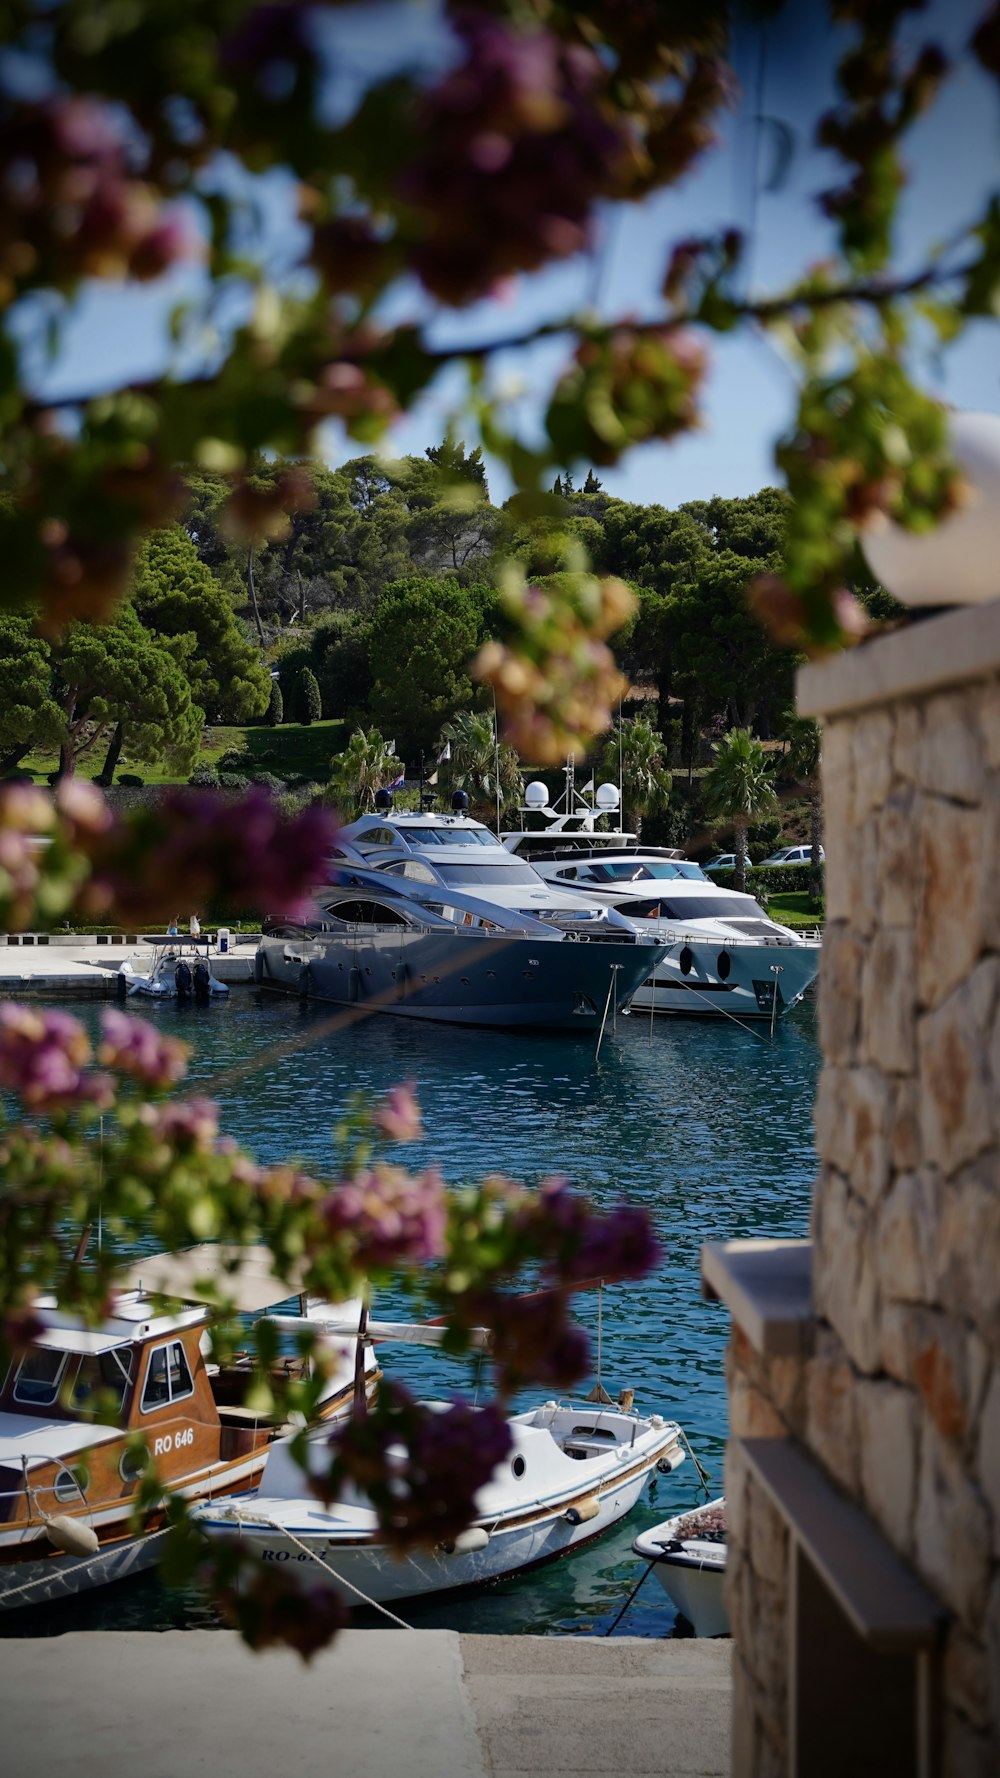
[552,474,564,497]
[583,469,604,494]
[267,677,283,727]
[298,666,322,725]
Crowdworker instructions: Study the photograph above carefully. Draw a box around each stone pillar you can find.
[705,603,1000,1778]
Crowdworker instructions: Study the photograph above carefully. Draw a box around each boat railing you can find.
[647,926,821,949]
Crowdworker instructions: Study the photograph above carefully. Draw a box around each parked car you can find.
[703,853,741,872]
[760,844,825,867]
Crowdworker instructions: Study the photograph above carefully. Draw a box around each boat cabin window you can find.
[13,1345,66,1406]
[397,826,500,847]
[328,898,409,926]
[382,860,438,885]
[359,826,398,847]
[622,893,763,920]
[436,860,540,885]
[70,1346,133,1415]
[141,1340,194,1413]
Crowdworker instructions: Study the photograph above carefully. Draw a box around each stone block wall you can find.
[725,615,1000,1778]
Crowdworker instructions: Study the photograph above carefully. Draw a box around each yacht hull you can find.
[256,929,663,1032]
[628,937,820,1021]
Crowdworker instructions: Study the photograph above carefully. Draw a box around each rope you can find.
[229,1508,413,1630]
[0,1523,171,1606]
[650,973,777,1044]
[602,1556,657,1637]
[594,966,620,1061]
[678,1427,712,1494]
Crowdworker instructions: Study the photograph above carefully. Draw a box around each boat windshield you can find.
[621,893,764,920]
[436,860,543,885]
[577,860,705,883]
[396,826,501,847]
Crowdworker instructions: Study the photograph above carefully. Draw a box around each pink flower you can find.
[372,1082,422,1145]
[323,1163,447,1269]
[0,1004,113,1112]
[99,1008,189,1089]
[136,1096,220,1152]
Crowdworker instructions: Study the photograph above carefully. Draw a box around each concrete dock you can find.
[0,936,258,997]
[0,1631,731,1777]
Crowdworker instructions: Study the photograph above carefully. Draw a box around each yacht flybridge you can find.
[502,776,820,1022]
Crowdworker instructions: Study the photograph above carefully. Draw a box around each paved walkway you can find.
[0,1632,731,1778]
[0,938,257,995]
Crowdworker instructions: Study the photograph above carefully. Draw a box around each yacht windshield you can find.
[436,860,542,885]
[396,826,500,847]
[622,893,764,920]
[580,860,704,883]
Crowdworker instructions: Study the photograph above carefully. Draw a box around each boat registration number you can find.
[152,1426,195,1457]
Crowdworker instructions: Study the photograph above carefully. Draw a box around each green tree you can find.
[0,616,63,773]
[438,709,523,824]
[328,727,399,818]
[267,678,283,727]
[53,607,204,781]
[369,579,479,761]
[132,528,271,723]
[298,667,322,726]
[784,717,824,900]
[598,715,672,838]
[703,728,779,893]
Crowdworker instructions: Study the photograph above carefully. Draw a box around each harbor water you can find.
[3,989,820,1640]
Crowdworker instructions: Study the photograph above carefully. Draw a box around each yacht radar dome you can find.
[595,783,620,811]
[450,789,469,814]
[524,781,549,810]
[374,787,394,812]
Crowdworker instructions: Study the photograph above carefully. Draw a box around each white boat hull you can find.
[632,1498,728,1636]
[628,937,819,1021]
[198,1405,687,1606]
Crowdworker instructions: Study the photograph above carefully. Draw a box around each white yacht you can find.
[502,778,820,1023]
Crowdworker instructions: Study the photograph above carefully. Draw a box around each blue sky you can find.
[16,0,1000,509]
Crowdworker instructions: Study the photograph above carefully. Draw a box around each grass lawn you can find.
[16,719,347,787]
[765,891,824,930]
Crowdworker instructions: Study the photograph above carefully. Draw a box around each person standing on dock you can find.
[189,913,201,939]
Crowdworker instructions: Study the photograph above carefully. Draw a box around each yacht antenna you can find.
[564,755,575,812]
[618,701,624,813]
[492,688,502,836]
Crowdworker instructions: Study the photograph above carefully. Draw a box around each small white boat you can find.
[632,1497,728,1637]
[118,947,229,1001]
[195,1399,687,1605]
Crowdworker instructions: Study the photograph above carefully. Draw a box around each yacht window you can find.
[360,827,398,847]
[13,1345,66,1406]
[53,1466,85,1504]
[436,861,541,885]
[632,894,763,920]
[397,826,500,847]
[328,899,409,925]
[382,860,438,885]
[141,1341,194,1413]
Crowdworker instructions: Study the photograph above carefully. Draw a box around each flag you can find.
[437,741,451,763]
[427,770,438,786]
[580,777,596,796]
[386,740,396,756]
[388,770,405,789]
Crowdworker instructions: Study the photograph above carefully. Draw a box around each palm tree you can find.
[784,717,823,900]
[598,715,672,838]
[327,727,399,817]
[703,727,778,892]
[438,708,522,826]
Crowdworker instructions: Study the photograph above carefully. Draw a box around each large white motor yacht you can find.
[501,778,820,1022]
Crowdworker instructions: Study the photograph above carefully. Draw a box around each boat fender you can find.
[44,1515,99,1557]
[254,949,266,985]
[564,1496,601,1525]
[656,1449,686,1475]
[440,1526,490,1555]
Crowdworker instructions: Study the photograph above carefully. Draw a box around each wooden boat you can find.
[0,1245,376,1611]
[632,1497,728,1636]
[195,1399,687,1606]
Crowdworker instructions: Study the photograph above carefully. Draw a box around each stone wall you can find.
[724,611,1000,1778]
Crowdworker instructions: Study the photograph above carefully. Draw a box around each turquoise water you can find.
[5,989,819,1638]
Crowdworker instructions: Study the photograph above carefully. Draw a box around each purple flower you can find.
[99,1008,189,1089]
[136,1096,220,1152]
[323,1163,447,1269]
[371,1082,422,1144]
[0,1004,113,1112]
[401,19,625,304]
